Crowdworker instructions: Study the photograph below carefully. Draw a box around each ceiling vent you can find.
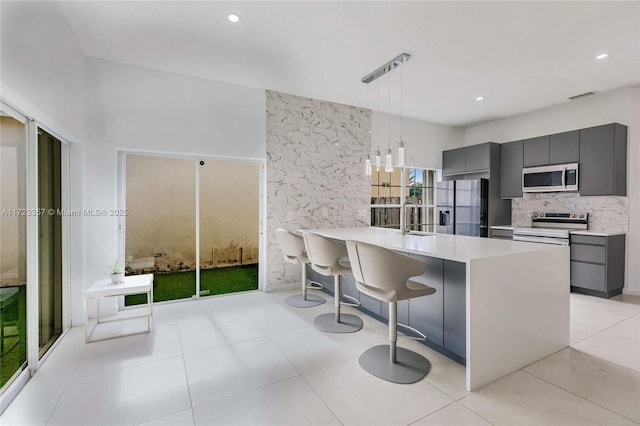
[569,91,598,101]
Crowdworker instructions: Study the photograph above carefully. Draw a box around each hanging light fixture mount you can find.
[362,53,411,174]
[361,53,411,84]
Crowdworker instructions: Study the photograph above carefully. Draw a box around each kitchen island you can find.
[304,226,569,391]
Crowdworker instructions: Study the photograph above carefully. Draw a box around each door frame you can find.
[117,149,266,303]
[0,100,71,407]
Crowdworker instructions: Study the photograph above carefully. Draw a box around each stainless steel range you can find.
[513,211,588,246]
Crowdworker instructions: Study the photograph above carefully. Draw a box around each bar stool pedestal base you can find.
[359,345,431,384]
[314,313,363,333]
[285,293,326,308]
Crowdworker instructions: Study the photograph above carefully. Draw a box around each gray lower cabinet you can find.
[499,140,523,198]
[340,274,359,302]
[491,228,513,240]
[570,234,625,298]
[443,260,466,359]
[316,254,468,364]
[405,256,445,347]
[579,124,627,196]
[359,291,382,317]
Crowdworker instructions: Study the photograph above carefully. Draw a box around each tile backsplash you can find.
[266,91,371,288]
[512,193,629,232]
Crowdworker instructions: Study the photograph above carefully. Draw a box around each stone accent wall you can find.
[266,91,371,288]
[512,193,629,232]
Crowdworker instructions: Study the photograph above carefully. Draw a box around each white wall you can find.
[0,0,87,325]
[464,88,640,295]
[372,112,464,169]
[84,58,266,321]
[0,1,87,143]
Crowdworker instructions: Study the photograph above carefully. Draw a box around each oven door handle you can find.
[561,166,566,188]
[513,235,569,246]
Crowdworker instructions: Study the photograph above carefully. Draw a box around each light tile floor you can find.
[1,290,639,426]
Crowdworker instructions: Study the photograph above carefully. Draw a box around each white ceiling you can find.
[58,1,640,127]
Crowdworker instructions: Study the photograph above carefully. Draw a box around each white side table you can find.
[85,274,153,343]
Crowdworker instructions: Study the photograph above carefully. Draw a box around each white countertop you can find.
[569,230,626,237]
[303,226,564,263]
[490,225,625,237]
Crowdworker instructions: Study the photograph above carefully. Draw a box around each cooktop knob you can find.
[572,214,577,218]
[532,212,538,217]
[579,214,585,218]
[540,213,545,217]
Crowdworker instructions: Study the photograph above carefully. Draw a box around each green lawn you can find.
[0,286,27,390]
[125,264,258,306]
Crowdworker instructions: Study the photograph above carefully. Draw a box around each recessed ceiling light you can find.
[596,53,609,60]
[228,13,240,23]
[476,96,484,101]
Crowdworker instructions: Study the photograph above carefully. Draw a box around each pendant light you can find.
[361,53,411,175]
[365,153,372,176]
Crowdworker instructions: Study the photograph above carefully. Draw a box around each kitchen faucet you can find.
[401,196,417,235]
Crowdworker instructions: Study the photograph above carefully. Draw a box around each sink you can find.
[399,230,436,237]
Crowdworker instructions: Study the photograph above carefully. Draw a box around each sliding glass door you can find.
[0,103,70,399]
[199,159,259,297]
[37,129,63,357]
[0,110,28,390]
[125,155,197,304]
[123,154,260,305]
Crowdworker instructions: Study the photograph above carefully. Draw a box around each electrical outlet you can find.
[527,210,533,217]
[322,206,329,218]
[286,211,293,221]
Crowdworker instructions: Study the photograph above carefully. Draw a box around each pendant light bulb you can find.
[385,147,394,172]
[365,154,372,176]
[398,141,406,167]
[375,149,381,172]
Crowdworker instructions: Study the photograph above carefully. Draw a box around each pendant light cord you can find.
[387,70,391,150]
[400,62,404,142]
[376,79,380,153]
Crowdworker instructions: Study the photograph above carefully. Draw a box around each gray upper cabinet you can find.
[579,124,627,196]
[442,147,466,176]
[523,136,550,167]
[500,140,523,198]
[549,130,579,164]
[497,123,626,198]
[442,143,494,176]
[465,143,490,172]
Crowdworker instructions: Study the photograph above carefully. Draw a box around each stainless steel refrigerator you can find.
[435,179,488,237]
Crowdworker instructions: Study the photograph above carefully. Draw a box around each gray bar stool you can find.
[303,232,363,334]
[277,229,326,308]
[346,240,436,384]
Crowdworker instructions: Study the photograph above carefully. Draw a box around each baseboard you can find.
[622,288,640,296]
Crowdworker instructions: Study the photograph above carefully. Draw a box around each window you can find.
[370,167,437,232]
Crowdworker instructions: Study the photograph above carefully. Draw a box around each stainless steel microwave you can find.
[522,163,579,193]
